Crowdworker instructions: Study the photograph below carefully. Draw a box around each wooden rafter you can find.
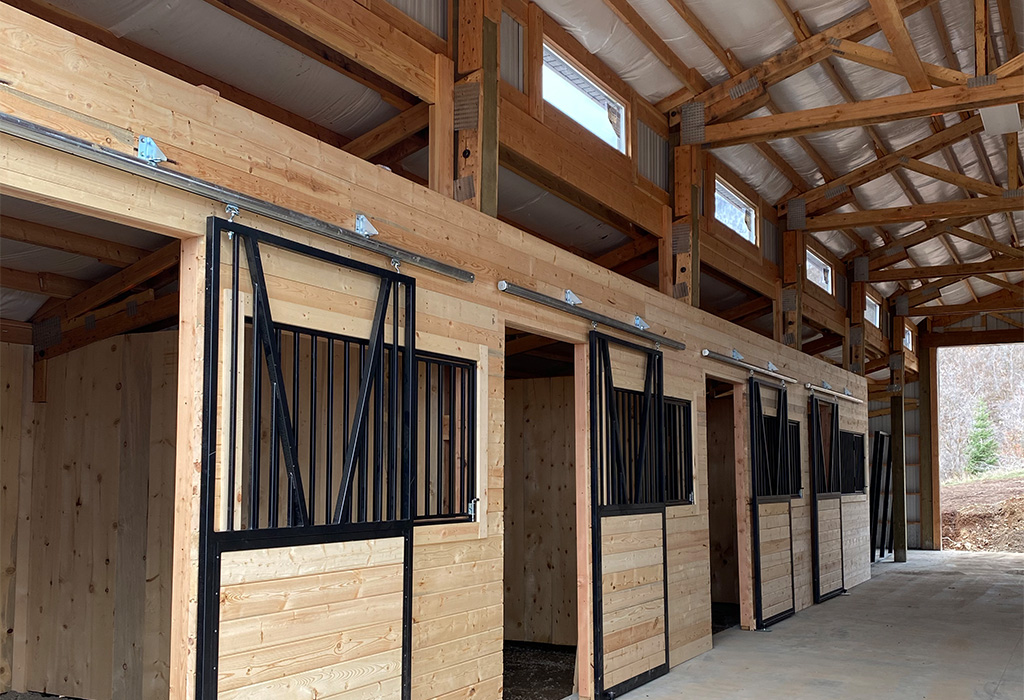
[593,237,660,269]
[976,275,1024,295]
[900,158,1004,196]
[975,0,988,76]
[203,0,422,105]
[870,256,1022,282]
[801,196,1023,232]
[0,267,90,299]
[342,103,430,160]
[0,318,32,345]
[698,78,1021,147]
[36,242,181,322]
[600,0,708,93]
[867,0,932,90]
[910,297,1022,317]
[829,39,968,87]
[0,216,150,268]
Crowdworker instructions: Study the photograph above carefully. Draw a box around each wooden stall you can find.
[0,5,872,698]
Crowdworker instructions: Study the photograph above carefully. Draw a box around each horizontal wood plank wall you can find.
[665,506,712,666]
[600,513,665,690]
[217,539,406,698]
[504,377,577,646]
[817,497,844,595]
[0,7,871,695]
[841,494,871,588]
[3,333,177,699]
[757,501,793,620]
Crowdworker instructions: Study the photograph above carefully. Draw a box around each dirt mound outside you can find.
[941,495,1024,553]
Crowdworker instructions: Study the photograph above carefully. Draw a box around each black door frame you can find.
[748,378,796,628]
[195,217,417,699]
[809,394,845,604]
[589,331,670,699]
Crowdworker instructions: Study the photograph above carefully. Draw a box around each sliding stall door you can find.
[809,396,844,603]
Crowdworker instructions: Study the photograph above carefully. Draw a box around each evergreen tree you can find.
[965,398,999,477]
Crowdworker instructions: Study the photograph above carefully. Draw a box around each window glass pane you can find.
[714,178,756,243]
[904,328,913,350]
[806,249,833,294]
[542,45,625,152]
[865,296,880,327]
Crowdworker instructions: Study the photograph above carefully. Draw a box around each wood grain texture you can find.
[3,333,177,698]
[503,377,577,645]
[757,501,793,620]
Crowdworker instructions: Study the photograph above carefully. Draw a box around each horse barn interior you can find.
[0,0,1021,697]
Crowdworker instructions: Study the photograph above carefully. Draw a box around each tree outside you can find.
[965,398,998,477]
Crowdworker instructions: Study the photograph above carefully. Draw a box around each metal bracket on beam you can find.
[679,102,706,145]
[787,198,806,230]
[853,256,869,282]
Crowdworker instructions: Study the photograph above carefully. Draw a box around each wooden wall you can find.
[816,497,844,596]
[757,501,793,621]
[504,377,577,646]
[0,333,177,699]
[217,538,406,698]
[0,7,873,696]
[600,513,665,690]
[705,392,738,605]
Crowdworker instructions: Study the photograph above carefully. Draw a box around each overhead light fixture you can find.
[979,104,1022,135]
[634,315,650,331]
[564,289,583,306]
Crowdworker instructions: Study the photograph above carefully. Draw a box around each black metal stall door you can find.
[589,332,670,699]
[749,379,796,628]
[809,395,845,604]
[869,431,894,562]
[196,218,417,699]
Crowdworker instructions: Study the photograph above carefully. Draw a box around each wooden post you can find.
[781,230,804,350]
[169,235,206,700]
[429,53,455,198]
[918,338,940,550]
[454,14,498,215]
[848,279,866,375]
[573,343,594,698]
[666,145,702,305]
[733,381,755,630]
[890,315,908,563]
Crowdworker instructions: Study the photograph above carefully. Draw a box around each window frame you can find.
[541,40,629,154]
[865,295,881,328]
[665,396,694,505]
[806,247,834,295]
[840,430,866,495]
[903,326,913,351]
[714,175,759,246]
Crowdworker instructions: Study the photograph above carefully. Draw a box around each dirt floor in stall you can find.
[941,477,1024,553]
[503,642,576,700]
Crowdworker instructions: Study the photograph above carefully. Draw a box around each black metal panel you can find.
[809,394,845,605]
[196,217,417,700]
[589,332,669,700]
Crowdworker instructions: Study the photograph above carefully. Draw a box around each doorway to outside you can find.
[706,378,741,634]
[503,329,579,700]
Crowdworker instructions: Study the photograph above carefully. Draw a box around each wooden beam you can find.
[593,236,660,269]
[870,256,1022,281]
[342,103,429,160]
[975,0,988,76]
[976,275,1024,294]
[922,327,1024,346]
[909,298,1024,316]
[1008,132,1020,190]
[945,225,1023,258]
[0,216,150,268]
[36,242,180,322]
[719,296,773,324]
[830,39,968,87]
[990,311,1024,328]
[867,0,932,90]
[866,217,975,262]
[0,318,32,345]
[802,196,1023,232]
[782,116,984,216]
[36,292,179,360]
[0,267,90,299]
[699,78,1021,148]
[901,158,1005,196]
[600,0,708,93]
[993,51,1024,78]
[204,0,422,106]
[995,0,1020,59]
[803,332,845,355]
[429,54,454,197]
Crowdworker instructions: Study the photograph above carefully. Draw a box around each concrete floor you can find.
[631,550,1024,700]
